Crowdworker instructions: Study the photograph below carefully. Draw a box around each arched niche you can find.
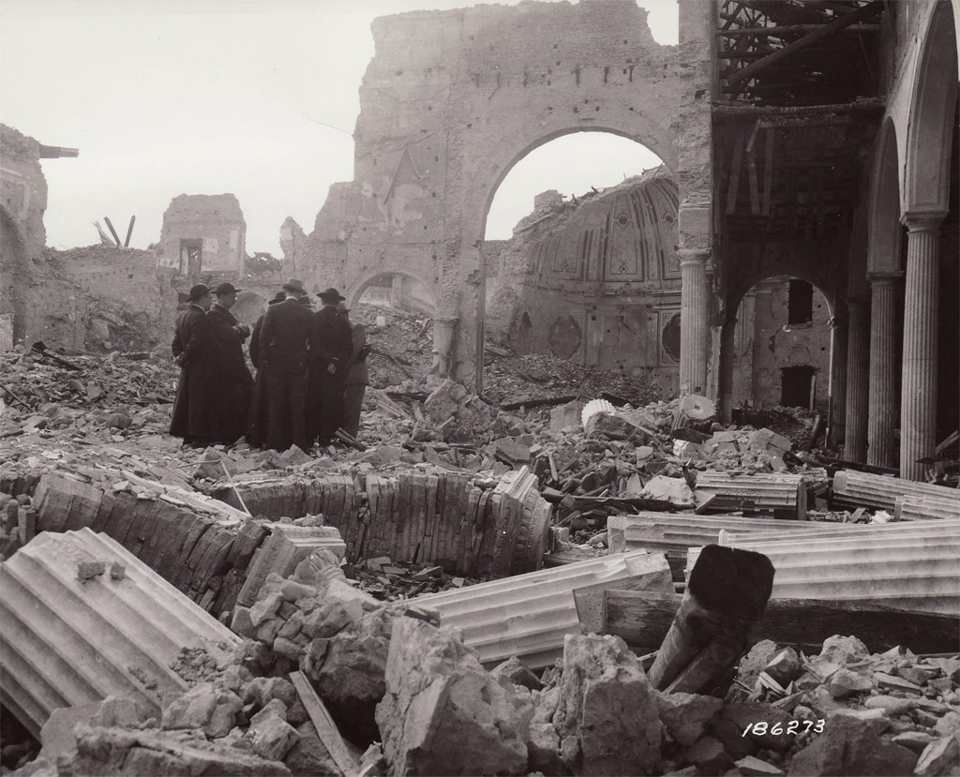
[346,269,438,317]
[904,0,959,213]
[867,120,904,273]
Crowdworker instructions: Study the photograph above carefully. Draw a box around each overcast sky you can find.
[1,0,677,254]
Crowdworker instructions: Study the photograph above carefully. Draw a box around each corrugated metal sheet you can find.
[1,528,240,738]
[416,551,672,669]
[689,519,960,616]
[833,470,960,513]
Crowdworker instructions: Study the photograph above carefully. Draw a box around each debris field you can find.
[0,333,958,777]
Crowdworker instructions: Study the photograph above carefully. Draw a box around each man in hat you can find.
[338,303,370,439]
[246,291,285,448]
[207,282,253,445]
[170,283,219,447]
[253,278,320,451]
[309,287,353,446]
[249,291,285,370]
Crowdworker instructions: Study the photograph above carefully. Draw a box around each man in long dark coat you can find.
[247,291,285,447]
[207,282,253,445]
[254,278,319,452]
[310,287,353,446]
[339,303,370,439]
[170,283,219,447]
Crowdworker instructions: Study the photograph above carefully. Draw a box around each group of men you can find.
[170,278,369,452]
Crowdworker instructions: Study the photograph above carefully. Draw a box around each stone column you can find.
[827,316,847,449]
[751,281,777,407]
[718,316,737,424]
[843,298,869,462]
[899,211,945,480]
[866,271,901,468]
[679,249,709,396]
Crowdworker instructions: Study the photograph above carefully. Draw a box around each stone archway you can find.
[898,0,959,478]
[286,1,711,392]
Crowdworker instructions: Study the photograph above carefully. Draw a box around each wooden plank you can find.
[289,671,360,776]
[762,127,775,215]
[726,129,745,215]
[746,120,761,215]
[603,591,960,655]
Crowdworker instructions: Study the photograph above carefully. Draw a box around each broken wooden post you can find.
[103,215,122,247]
[290,671,359,776]
[647,544,774,695]
[123,214,136,248]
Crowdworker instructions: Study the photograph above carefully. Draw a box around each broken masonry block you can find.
[694,471,808,520]
[376,616,532,777]
[237,524,346,608]
[109,562,126,580]
[707,518,960,616]
[416,550,672,669]
[554,633,661,775]
[833,469,960,513]
[77,560,106,580]
[1,528,239,739]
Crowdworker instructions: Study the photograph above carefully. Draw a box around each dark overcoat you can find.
[251,298,320,451]
[308,306,354,443]
[169,304,220,442]
[207,303,253,444]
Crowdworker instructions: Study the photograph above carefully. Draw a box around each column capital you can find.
[677,248,710,267]
[867,270,903,284]
[900,210,947,232]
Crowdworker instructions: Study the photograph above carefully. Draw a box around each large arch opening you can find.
[900,0,959,477]
[479,130,681,401]
[724,275,834,426]
[344,270,439,387]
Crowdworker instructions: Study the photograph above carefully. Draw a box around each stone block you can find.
[788,716,917,776]
[553,633,660,776]
[246,705,300,762]
[376,616,532,776]
[237,524,346,608]
[490,656,542,692]
[829,668,873,698]
[914,735,960,777]
[657,692,723,747]
[685,735,732,773]
[550,400,584,432]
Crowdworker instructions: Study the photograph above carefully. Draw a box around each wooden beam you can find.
[290,671,360,777]
[727,0,884,85]
[726,129,745,215]
[718,23,880,37]
[762,127,775,216]
[602,591,960,655]
[713,99,884,117]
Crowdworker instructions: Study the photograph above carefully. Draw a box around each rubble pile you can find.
[0,349,177,438]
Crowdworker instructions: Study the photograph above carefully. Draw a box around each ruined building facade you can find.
[284,0,958,480]
[158,194,247,282]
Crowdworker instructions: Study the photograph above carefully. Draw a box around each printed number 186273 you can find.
[742,719,825,737]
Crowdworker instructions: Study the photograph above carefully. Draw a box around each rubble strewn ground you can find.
[0,313,958,776]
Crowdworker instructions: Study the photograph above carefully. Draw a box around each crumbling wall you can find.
[0,125,48,348]
[284,0,684,385]
[50,246,179,352]
[158,194,246,279]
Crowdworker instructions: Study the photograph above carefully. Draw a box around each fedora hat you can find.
[212,282,241,295]
[317,287,346,301]
[281,278,307,295]
[268,291,285,305]
[188,283,210,301]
